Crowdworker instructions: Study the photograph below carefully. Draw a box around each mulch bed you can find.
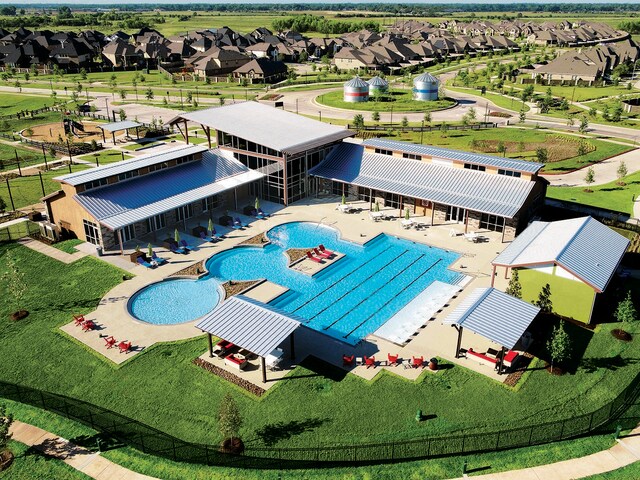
[10,310,29,321]
[545,363,565,376]
[286,248,309,264]
[0,450,14,472]
[488,111,511,118]
[169,262,206,278]
[222,280,260,299]
[0,212,26,225]
[193,358,265,397]
[612,329,633,341]
[238,233,269,246]
[502,352,534,387]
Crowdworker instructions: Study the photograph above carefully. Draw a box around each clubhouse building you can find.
[44,102,547,249]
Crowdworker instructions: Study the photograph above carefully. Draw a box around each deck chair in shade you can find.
[342,354,355,366]
[364,355,376,369]
[313,247,331,259]
[387,353,400,367]
[169,242,187,254]
[258,208,270,217]
[318,244,334,256]
[136,256,154,268]
[306,251,322,263]
[210,227,224,241]
[151,251,167,265]
[228,220,243,230]
[234,217,249,228]
[180,239,193,251]
[199,231,214,243]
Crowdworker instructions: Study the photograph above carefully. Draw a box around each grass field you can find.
[77,150,132,165]
[0,441,91,480]
[546,169,640,215]
[51,239,84,254]
[317,89,456,113]
[446,85,530,112]
[0,143,47,173]
[0,93,54,117]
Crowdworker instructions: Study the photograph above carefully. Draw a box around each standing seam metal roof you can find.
[170,102,355,155]
[309,143,534,218]
[362,138,543,174]
[442,288,540,349]
[54,144,208,186]
[74,149,263,230]
[492,216,630,292]
[195,295,302,357]
[344,76,370,88]
[367,76,389,86]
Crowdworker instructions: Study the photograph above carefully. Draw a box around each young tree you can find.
[118,109,127,121]
[352,113,365,130]
[497,141,507,157]
[578,115,589,134]
[519,109,526,124]
[119,89,127,100]
[0,404,13,455]
[615,291,637,328]
[439,122,449,138]
[617,161,628,185]
[467,106,477,122]
[218,393,242,444]
[145,88,154,101]
[401,116,409,129]
[589,106,597,118]
[423,111,431,125]
[584,166,595,191]
[535,283,553,313]
[546,323,571,373]
[371,111,380,124]
[79,68,87,80]
[506,269,522,299]
[536,147,548,163]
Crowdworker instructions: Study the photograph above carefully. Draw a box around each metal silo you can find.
[343,76,370,102]
[367,75,389,95]
[413,72,439,101]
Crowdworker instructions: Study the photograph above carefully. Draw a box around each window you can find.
[118,170,139,181]
[119,224,135,243]
[498,169,521,178]
[176,204,193,222]
[83,219,100,245]
[374,148,393,156]
[480,213,505,232]
[145,214,165,232]
[175,155,195,165]
[402,153,421,160]
[83,178,108,190]
[464,163,486,172]
[148,162,168,173]
[201,195,219,212]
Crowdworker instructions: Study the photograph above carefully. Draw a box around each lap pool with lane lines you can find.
[130,222,463,345]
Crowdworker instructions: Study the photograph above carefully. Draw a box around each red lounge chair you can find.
[306,251,322,263]
[388,353,399,366]
[319,244,334,256]
[82,320,96,332]
[313,247,331,259]
[118,341,132,354]
[412,356,424,369]
[502,350,519,368]
[467,348,497,364]
[364,355,376,369]
[343,354,355,366]
[104,336,117,349]
[73,315,85,326]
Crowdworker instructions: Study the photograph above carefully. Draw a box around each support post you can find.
[399,195,403,218]
[464,209,469,234]
[233,188,238,211]
[491,265,496,287]
[112,132,116,145]
[38,171,45,197]
[290,331,296,360]
[497,347,506,374]
[136,126,139,140]
[261,356,267,383]
[184,119,189,144]
[454,325,463,358]
[369,188,373,210]
[101,128,106,143]
[431,203,436,225]
[42,144,48,170]
[117,228,124,255]
[207,334,213,358]
[14,150,21,176]
[5,177,15,211]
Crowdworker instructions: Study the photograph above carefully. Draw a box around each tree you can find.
[401,116,409,129]
[536,147,548,163]
[371,111,380,123]
[506,269,522,299]
[578,115,589,134]
[119,89,127,100]
[611,102,623,122]
[519,109,526,124]
[535,283,553,313]
[617,161,628,185]
[439,122,449,137]
[566,115,575,127]
[118,109,127,121]
[559,98,569,110]
[299,50,308,62]
[0,404,13,455]
[13,80,20,92]
[546,323,571,373]
[584,166,595,191]
[496,141,507,157]
[423,111,431,124]
[615,291,637,328]
[352,113,365,130]
[79,68,87,80]
[467,106,477,122]
[218,393,242,443]
[589,107,597,118]
[145,88,154,101]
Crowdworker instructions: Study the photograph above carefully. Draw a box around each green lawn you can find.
[547,169,640,215]
[0,93,54,117]
[121,141,165,151]
[52,239,84,254]
[78,150,132,165]
[0,242,638,453]
[0,441,91,480]
[317,89,456,113]
[446,86,530,112]
[0,143,47,173]
[581,462,640,480]
[0,163,91,209]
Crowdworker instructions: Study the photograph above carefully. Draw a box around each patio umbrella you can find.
[174,229,181,243]
[255,197,260,210]
[147,243,153,258]
[208,218,214,234]
[405,208,410,220]
[341,194,346,205]
[374,200,380,212]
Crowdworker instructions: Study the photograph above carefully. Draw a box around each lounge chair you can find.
[118,341,132,354]
[306,251,322,263]
[258,208,270,217]
[313,247,331,259]
[180,239,193,251]
[228,220,243,230]
[151,251,167,265]
[210,227,224,241]
[342,354,355,366]
[169,242,187,254]
[251,209,265,219]
[73,314,85,326]
[82,320,96,332]
[364,355,376,369]
[319,244,334,256]
[234,217,249,228]
[199,231,214,242]
[104,336,117,349]
[412,356,424,369]
[388,353,400,366]
[136,256,155,268]
[464,232,480,243]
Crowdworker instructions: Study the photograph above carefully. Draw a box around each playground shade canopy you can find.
[97,120,142,133]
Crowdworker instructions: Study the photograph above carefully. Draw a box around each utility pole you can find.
[38,170,45,197]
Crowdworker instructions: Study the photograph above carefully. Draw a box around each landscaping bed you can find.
[285,248,309,264]
[169,261,207,278]
[238,233,268,246]
[222,280,260,299]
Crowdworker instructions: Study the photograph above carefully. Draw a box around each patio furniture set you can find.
[73,314,132,354]
[305,244,335,264]
[464,347,519,370]
[211,339,283,372]
[342,353,439,370]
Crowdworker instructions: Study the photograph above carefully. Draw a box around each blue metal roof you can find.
[309,143,535,218]
[492,216,629,292]
[75,149,263,230]
[195,295,301,357]
[443,288,540,349]
[55,144,208,186]
[362,138,543,174]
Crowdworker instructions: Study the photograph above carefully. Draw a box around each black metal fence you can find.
[0,372,638,469]
[0,220,40,243]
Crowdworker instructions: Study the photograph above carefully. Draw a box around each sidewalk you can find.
[17,237,87,264]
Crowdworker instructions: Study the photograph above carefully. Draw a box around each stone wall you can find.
[433,203,448,224]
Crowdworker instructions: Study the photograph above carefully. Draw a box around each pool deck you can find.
[61,196,514,382]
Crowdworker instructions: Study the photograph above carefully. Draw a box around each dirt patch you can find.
[222,280,260,299]
[27,121,104,143]
[10,310,29,321]
[169,261,206,278]
[469,135,595,163]
[193,358,265,396]
[238,233,269,246]
[286,248,309,264]
[545,363,565,376]
[488,111,511,118]
[612,329,633,341]
[221,437,245,454]
[502,352,534,387]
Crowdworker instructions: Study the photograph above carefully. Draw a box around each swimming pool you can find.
[129,222,463,344]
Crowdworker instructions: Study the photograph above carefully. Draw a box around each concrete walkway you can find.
[9,420,157,480]
[17,237,87,264]
[8,419,640,480]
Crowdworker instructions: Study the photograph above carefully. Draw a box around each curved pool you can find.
[129,222,462,343]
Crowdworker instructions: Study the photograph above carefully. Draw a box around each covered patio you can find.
[443,287,540,374]
[195,295,302,384]
[97,120,142,144]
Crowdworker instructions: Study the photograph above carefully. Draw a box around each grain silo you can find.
[343,76,370,102]
[367,76,389,95]
[413,72,439,101]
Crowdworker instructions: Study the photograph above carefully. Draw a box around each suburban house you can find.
[233,58,288,83]
[102,39,143,67]
[190,47,250,79]
[491,216,629,323]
